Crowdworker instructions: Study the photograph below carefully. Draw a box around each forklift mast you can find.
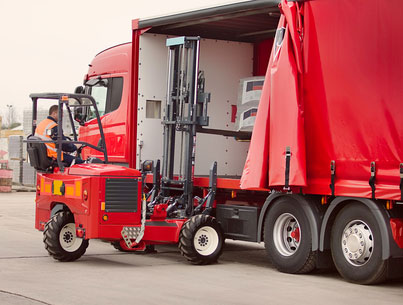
[160,36,211,216]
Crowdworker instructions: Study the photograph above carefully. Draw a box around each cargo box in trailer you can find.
[38,0,402,284]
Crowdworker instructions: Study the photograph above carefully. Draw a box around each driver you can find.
[35,105,84,166]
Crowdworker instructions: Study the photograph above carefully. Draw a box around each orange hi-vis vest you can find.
[34,118,63,160]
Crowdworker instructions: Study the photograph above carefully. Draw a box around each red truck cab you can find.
[80,43,131,164]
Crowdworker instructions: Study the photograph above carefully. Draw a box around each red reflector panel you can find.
[390,218,403,249]
[231,105,237,123]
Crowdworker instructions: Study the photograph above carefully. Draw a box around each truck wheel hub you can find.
[341,221,373,266]
[273,213,301,257]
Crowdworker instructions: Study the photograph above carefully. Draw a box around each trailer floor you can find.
[0,192,402,305]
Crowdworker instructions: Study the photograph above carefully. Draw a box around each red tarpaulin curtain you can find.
[241,0,306,189]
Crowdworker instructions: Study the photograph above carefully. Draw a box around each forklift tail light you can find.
[76,228,85,238]
[83,189,88,201]
[39,222,46,231]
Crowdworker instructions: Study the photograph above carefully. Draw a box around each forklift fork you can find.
[194,161,217,216]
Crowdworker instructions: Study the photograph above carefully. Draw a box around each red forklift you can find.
[27,36,226,264]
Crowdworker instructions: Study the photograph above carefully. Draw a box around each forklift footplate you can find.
[121,227,141,248]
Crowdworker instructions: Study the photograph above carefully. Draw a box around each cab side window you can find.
[87,77,123,120]
[108,77,123,113]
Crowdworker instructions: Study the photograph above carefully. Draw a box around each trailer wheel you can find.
[179,214,224,265]
[330,203,387,284]
[264,197,316,274]
[43,211,88,262]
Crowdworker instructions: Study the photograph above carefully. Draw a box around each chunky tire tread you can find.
[43,211,88,262]
[264,197,316,274]
[297,250,316,274]
[111,241,128,252]
[178,214,223,265]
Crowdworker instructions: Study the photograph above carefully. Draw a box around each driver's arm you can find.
[50,126,77,153]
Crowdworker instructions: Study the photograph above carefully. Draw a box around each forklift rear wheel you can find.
[179,214,224,265]
[43,211,89,262]
[264,197,316,274]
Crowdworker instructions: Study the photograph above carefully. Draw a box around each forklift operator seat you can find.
[27,135,54,171]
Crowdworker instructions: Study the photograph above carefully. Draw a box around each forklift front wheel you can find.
[43,211,89,262]
[179,214,224,265]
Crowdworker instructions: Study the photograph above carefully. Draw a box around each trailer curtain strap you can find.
[369,162,376,200]
[400,163,403,201]
[284,146,291,190]
[329,160,335,196]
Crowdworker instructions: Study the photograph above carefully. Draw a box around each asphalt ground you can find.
[0,192,402,305]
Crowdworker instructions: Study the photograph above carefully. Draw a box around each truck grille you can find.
[105,178,138,213]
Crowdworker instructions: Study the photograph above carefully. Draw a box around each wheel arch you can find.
[319,197,391,260]
[50,202,72,217]
[257,192,322,252]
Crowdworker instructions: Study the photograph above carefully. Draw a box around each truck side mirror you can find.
[74,107,87,126]
[141,160,154,173]
[74,86,85,94]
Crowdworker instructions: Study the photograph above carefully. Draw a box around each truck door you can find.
[80,76,124,161]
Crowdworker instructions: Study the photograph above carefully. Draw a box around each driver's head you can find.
[49,105,58,122]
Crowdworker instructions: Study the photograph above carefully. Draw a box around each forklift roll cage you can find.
[27,93,108,172]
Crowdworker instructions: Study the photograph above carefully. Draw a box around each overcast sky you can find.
[0,0,247,123]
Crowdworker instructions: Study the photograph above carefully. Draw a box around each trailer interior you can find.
[135,1,280,181]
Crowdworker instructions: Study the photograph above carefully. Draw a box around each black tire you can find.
[264,197,316,274]
[330,203,387,284]
[111,241,128,252]
[179,214,224,265]
[43,211,89,262]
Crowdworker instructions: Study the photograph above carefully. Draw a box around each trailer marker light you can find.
[102,214,108,221]
[386,200,394,210]
[321,196,328,205]
[101,202,105,210]
[61,95,69,101]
